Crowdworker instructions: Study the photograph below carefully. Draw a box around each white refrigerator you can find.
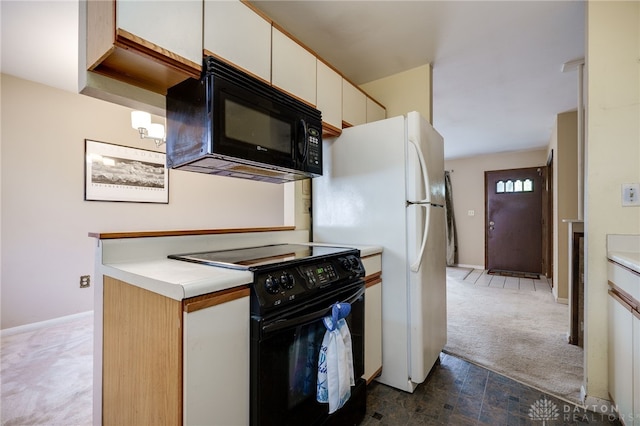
[312,111,447,393]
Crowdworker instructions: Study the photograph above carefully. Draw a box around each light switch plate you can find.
[621,183,640,206]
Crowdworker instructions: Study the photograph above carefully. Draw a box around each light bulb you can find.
[131,111,151,130]
[147,123,165,140]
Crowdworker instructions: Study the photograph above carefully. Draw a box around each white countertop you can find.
[101,243,383,301]
[607,234,640,274]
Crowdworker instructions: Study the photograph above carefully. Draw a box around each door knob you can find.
[489,221,495,226]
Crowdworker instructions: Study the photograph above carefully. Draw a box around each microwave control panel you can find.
[307,126,321,169]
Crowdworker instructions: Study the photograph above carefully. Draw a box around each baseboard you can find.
[556,297,569,305]
[581,387,619,414]
[453,263,485,270]
[1,311,93,337]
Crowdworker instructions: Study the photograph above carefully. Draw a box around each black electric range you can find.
[168,243,365,315]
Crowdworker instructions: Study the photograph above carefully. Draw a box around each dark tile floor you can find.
[362,353,622,426]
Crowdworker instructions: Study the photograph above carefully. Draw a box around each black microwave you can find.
[166,56,322,183]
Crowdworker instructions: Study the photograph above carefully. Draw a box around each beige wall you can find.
[583,1,640,401]
[1,74,288,329]
[359,64,432,122]
[444,149,548,268]
[548,111,579,303]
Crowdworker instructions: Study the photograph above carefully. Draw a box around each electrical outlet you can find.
[468,210,475,216]
[80,275,91,288]
[622,183,640,206]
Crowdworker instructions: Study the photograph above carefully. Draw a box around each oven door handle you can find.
[261,285,365,334]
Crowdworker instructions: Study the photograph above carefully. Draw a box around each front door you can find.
[485,167,545,274]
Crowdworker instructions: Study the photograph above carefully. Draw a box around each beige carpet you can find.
[444,267,584,405]
[1,313,93,425]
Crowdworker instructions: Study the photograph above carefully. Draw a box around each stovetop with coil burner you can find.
[168,244,365,315]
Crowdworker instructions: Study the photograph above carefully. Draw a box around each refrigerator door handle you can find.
[408,136,430,204]
[410,203,430,272]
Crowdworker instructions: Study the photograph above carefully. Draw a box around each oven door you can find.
[250,281,366,426]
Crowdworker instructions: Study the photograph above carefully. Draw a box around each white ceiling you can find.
[1,1,585,160]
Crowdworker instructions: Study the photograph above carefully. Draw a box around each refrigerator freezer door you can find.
[313,114,415,392]
[407,204,447,384]
[406,111,445,206]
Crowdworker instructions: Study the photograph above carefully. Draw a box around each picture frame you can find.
[84,139,169,203]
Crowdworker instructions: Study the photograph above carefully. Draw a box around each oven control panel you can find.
[300,262,338,288]
[252,254,365,313]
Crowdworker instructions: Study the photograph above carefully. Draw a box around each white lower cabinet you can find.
[361,253,383,383]
[608,259,640,426]
[183,293,250,426]
[634,312,640,426]
[364,280,382,382]
[608,293,634,424]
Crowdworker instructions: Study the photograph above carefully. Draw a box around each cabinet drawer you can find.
[362,254,382,278]
[608,260,640,304]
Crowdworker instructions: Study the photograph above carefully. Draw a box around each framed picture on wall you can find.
[84,139,169,203]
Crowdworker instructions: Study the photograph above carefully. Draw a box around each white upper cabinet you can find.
[367,97,387,123]
[316,60,342,133]
[117,0,202,65]
[272,28,317,105]
[86,0,202,94]
[203,0,272,83]
[342,79,367,127]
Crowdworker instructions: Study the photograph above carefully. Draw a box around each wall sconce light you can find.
[131,111,166,147]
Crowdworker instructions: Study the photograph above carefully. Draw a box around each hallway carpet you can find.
[444,267,584,405]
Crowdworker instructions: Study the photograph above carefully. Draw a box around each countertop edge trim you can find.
[89,226,296,240]
[608,257,640,276]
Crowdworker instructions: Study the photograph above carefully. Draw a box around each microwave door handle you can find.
[261,285,365,334]
[297,119,309,162]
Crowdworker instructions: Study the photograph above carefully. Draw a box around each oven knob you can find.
[340,258,351,271]
[264,275,280,294]
[280,273,295,289]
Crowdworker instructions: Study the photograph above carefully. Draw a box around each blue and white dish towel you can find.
[317,303,354,414]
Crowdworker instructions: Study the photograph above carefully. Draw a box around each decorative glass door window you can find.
[495,178,533,193]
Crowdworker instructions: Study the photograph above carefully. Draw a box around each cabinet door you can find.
[608,294,634,423]
[364,280,383,382]
[184,293,250,426]
[272,27,317,105]
[117,0,202,65]
[316,60,342,132]
[366,97,387,123]
[342,79,366,127]
[203,0,271,83]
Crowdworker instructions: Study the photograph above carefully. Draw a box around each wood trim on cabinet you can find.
[609,289,634,313]
[183,286,251,313]
[366,366,383,385]
[240,0,274,24]
[365,274,382,288]
[88,225,296,240]
[115,29,202,76]
[86,0,116,69]
[88,27,201,95]
[203,50,272,86]
[103,276,183,425]
[322,122,342,138]
[608,281,640,311]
